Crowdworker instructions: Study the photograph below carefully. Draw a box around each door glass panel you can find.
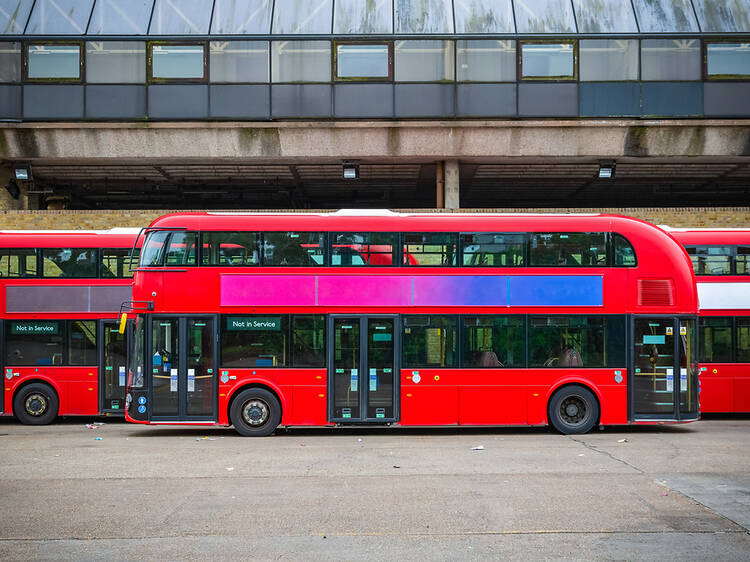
[679,319,698,416]
[103,322,127,411]
[333,318,360,419]
[633,318,675,415]
[186,318,215,417]
[367,319,394,420]
[152,318,179,416]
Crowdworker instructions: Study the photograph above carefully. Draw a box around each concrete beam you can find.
[444,160,460,209]
[1,120,750,164]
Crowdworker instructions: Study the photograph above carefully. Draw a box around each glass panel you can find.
[394,40,454,82]
[641,39,700,81]
[454,0,514,33]
[462,316,525,367]
[461,232,524,266]
[367,318,395,420]
[333,317,360,419]
[336,44,389,79]
[699,317,732,363]
[0,248,37,277]
[395,0,453,33]
[187,318,214,417]
[456,40,516,82]
[103,322,127,411]
[737,318,750,362]
[685,246,732,276]
[292,315,325,367]
[129,314,145,389]
[86,41,146,84]
[202,232,259,266]
[151,318,179,416]
[692,0,750,33]
[210,41,269,83]
[152,44,205,79]
[68,320,96,365]
[211,0,272,34]
[572,0,638,33]
[221,315,288,367]
[25,0,93,34]
[262,232,325,266]
[633,317,675,415]
[632,0,699,33]
[28,44,80,79]
[141,230,170,266]
[613,233,637,266]
[331,232,398,266]
[272,0,332,34]
[6,320,63,366]
[165,232,197,266]
[707,43,750,78]
[0,42,21,81]
[403,232,457,266]
[580,40,638,81]
[0,0,33,34]
[150,0,211,34]
[334,0,392,34]
[521,43,575,79]
[679,319,698,415]
[271,41,331,82]
[529,233,607,267]
[737,246,750,275]
[87,0,153,34]
[101,248,139,278]
[514,0,576,33]
[42,248,98,277]
[529,316,606,368]
[402,315,457,367]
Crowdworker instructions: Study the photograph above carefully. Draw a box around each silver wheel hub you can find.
[242,399,269,426]
[25,393,48,416]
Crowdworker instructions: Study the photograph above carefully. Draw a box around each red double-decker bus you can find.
[666,227,750,413]
[1,229,139,424]
[125,211,699,436]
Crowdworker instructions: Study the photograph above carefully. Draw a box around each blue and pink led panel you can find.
[220,275,603,307]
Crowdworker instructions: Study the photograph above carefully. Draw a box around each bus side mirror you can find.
[119,313,128,334]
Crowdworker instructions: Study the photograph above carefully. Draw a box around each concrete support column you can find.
[444,159,460,209]
[436,161,444,208]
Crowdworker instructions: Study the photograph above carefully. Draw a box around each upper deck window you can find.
[42,248,98,278]
[529,233,606,267]
[262,232,325,266]
[331,232,398,266]
[403,233,458,266]
[686,245,733,275]
[101,248,139,278]
[165,232,197,266]
[0,249,37,277]
[461,233,525,267]
[141,231,171,267]
[613,233,637,266]
[202,232,259,266]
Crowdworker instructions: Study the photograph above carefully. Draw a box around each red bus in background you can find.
[666,227,750,413]
[1,229,139,424]
[125,211,700,436]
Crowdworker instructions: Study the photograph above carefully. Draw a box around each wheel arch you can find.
[12,377,62,414]
[226,382,285,426]
[546,379,603,426]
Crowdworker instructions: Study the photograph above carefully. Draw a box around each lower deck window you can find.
[402,315,457,368]
[6,320,96,366]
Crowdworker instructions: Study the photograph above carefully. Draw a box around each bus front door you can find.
[329,316,399,423]
[150,316,216,421]
[632,317,699,420]
[101,320,127,413]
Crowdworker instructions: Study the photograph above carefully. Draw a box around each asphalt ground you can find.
[0,416,749,561]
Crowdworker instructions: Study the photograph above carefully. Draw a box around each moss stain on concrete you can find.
[237,128,281,157]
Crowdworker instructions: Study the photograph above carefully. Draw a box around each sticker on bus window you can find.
[680,326,686,335]
[376,408,385,419]
[350,370,358,391]
[666,327,673,335]
[666,369,674,392]
[119,366,126,386]
[369,369,377,391]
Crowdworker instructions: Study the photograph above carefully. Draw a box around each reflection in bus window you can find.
[263,232,325,266]
[0,249,37,277]
[403,233,457,266]
[529,233,606,267]
[331,232,397,266]
[42,248,98,277]
[461,233,524,266]
[686,245,732,275]
[402,315,457,367]
[462,316,524,367]
[202,232,259,266]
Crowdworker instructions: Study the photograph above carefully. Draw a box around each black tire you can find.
[229,388,281,437]
[548,385,599,435]
[13,383,59,425]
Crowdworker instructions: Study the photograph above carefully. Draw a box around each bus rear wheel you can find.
[548,385,599,434]
[230,388,281,437]
[13,383,59,425]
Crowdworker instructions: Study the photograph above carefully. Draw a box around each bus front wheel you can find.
[13,382,59,425]
[230,388,281,437]
[548,385,599,434]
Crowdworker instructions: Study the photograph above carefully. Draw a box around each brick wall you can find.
[0,208,748,230]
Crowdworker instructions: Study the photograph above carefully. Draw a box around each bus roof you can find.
[662,226,750,246]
